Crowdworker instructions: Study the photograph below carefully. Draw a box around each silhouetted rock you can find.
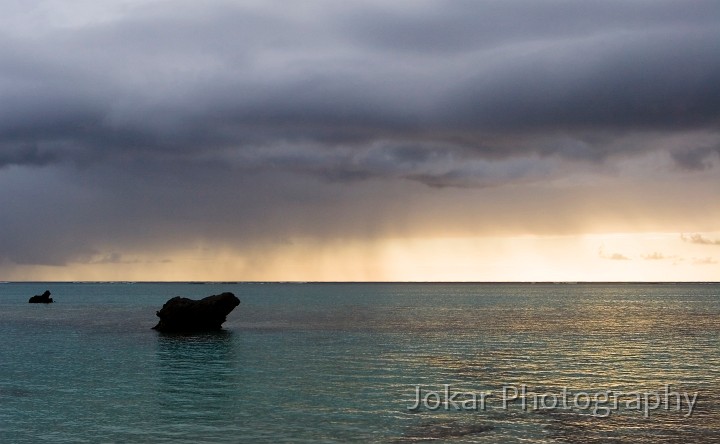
[153,292,240,332]
[28,290,53,304]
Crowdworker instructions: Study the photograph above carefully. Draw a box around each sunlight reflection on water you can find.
[0,283,718,442]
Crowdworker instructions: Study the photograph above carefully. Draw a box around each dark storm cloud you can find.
[1,0,720,266]
[671,146,720,170]
[2,0,720,168]
[0,144,59,168]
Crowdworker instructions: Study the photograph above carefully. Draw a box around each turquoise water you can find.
[1,283,719,443]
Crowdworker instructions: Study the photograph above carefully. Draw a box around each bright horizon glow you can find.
[2,232,718,282]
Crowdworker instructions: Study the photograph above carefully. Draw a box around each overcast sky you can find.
[1,0,719,280]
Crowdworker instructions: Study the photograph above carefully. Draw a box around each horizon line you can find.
[2,281,719,285]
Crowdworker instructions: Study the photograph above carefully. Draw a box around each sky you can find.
[0,0,719,281]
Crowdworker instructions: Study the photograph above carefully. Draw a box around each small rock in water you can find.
[153,292,240,332]
[28,290,53,304]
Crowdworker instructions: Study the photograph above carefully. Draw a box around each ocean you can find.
[0,282,718,443]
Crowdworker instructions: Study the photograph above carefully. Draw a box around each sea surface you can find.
[1,282,719,443]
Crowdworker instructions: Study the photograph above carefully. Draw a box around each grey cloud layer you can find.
[2,0,720,266]
[2,1,720,170]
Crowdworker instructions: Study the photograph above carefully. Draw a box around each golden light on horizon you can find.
[3,232,718,282]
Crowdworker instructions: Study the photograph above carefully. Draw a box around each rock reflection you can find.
[155,331,240,428]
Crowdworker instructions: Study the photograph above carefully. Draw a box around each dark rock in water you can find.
[153,292,240,332]
[28,290,53,304]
